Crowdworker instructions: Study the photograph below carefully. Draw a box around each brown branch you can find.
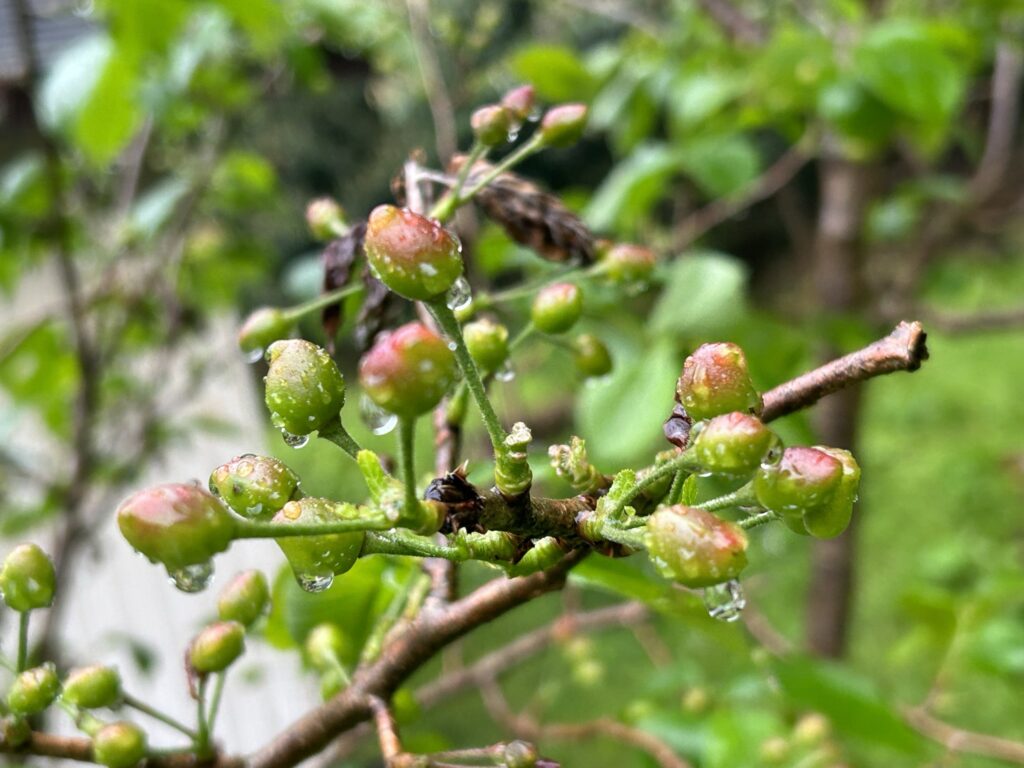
[695,0,765,45]
[0,732,242,768]
[904,708,1024,765]
[405,0,457,163]
[969,41,1023,205]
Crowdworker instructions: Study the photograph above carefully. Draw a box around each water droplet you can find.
[702,579,746,623]
[245,347,265,364]
[445,276,472,311]
[282,431,309,449]
[359,393,398,436]
[168,561,214,593]
[297,573,334,593]
[507,127,520,143]
[495,361,515,382]
[447,341,457,351]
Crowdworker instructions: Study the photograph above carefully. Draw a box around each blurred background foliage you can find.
[1,0,1023,766]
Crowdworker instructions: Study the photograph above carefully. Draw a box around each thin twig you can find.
[904,707,1024,765]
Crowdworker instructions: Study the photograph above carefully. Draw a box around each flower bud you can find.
[209,454,300,519]
[501,84,535,123]
[238,307,292,356]
[754,447,843,534]
[0,543,56,612]
[601,243,656,285]
[273,498,365,589]
[264,339,346,436]
[463,318,510,374]
[504,740,539,768]
[189,621,246,674]
[644,505,748,587]
[802,447,860,538]
[531,282,582,334]
[358,322,456,419]
[364,205,463,301]
[677,342,762,421]
[305,197,346,241]
[693,412,775,475]
[471,104,512,147]
[116,484,234,572]
[217,570,270,627]
[538,103,588,147]
[92,721,147,768]
[7,663,60,715]
[62,665,121,709]
[305,623,346,670]
[572,333,613,378]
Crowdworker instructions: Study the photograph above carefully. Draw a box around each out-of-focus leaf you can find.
[966,618,1024,679]
[584,143,682,232]
[213,0,286,52]
[676,134,761,198]
[0,154,48,217]
[669,73,739,132]
[0,324,77,436]
[705,707,782,768]
[38,34,111,130]
[649,252,747,338]
[73,50,143,166]
[130,178,190,238]
[510,45,596,102]
[209,151,277,211]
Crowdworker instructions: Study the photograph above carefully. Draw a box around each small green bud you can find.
[217,570,270,627]
[92,721,147,768]
[792,713,830,746]
[189,621,246,674]
[644,505,748,587]
[7,663,60,715]
[264,339,346,436]
[754,447,843,534]
[692,412,775,475]
[471,104,512,147]
[677,342,762,421]
[305,197,346,241]
[305,623,346,670]
[273,498,365,590]
[531,282,582,334]
[320,667,346,700]
[238,307,292,356]
[62,665,122,709]
[209,454,300,519]
[504,740,539,768]
[463,318,510,374]
[803,447,860,538]
[0,543,56,612]
[358,322,456,419]
[572,333,613,378]
[116,484,234,572]
[538,103,588,147]
[500,84,535,123]
[600,243,657,285]
[364,205,463,300]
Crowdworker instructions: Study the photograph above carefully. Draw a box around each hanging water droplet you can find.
[445,276,472,311]
[702,579,746,623]
[495,361,515,382]
[167,561,214,593]
[359,393,398,436]
[245,347,265,364]
[297,573,334,593]
[507,127,520,143]
[281,431,310,449]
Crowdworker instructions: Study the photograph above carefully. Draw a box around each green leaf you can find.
[73,50,142,166]
[649,252,747,338]
[212,0,286,52]
[584,143,682,232]
[38,34,112,130]
[130,178,190,238]
[510,45,596,102]
[668,73,739,132]
[676,134,761,199]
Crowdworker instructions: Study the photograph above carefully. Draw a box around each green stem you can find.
[362,531,462,560]
[739,510,779,530]
[508,323,535,353]
[429,141,487,221]
[318,420,362,459]
[666,470,688,506]
[696,483,759,512]
[481,265,581,306]
[459,134,543,201]
[123,693,199,739]
[206,673,226,736]
[195,677,209,755]
[233,515,394,539]
[599,524,646,550]
[283,283,364,324]
[397,417,419,520]
[16,612,29,672]
[617,450,698,512]
[360,571,422,663]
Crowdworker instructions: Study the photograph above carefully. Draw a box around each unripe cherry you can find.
[531,282,583,334]
[273,498,365,590]
[601,243,657,285]
[677,342,762,421]
[364,205,463,301]
[358,322,456,419]
[504,740,539,768]
[237,307,292,356]
[463,318,510,374]
[264,339,346,437]
[471,104,512,147]
[92,721,147,768]
[217,570,270,627]
[643,505,748,587]
[802,447,860,538]
[305,623,347,670]
[189,621,246,674]
[209,454,300,519]
[693,412,775,475]
[62,665,122,709]
[754,447,843,534]
[501,84,535,123]
[305,197,346,241]
[116,484,234,572]
[572,333,613,378]
[0,542,56,612]
[7,663,60,715]
[538,103,588,147]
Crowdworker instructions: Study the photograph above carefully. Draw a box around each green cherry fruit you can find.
[601,243,656,285]
[572,333,613,378]
[264,339,347,437]
[644,505,748,588]
[358,322,456,419]
[189,621,246,674]
[238,307,292,357]
[692,412,775,476]
[677,342,762,421]
[754,447,842,534]
[538,103,588,147]
[217,570,270,627]
[504,740,539,768]
[531,282,583,334]
[305,197,347,241]
[305,623,347,670]
[209,454,300,519]
[463,318,510,374]
[0,542,56,612]
[471,104,512,147]
[802,447,861,538]
[501,84,535,123]
[116,484,234,574]
[363,205,463,301]
[7,663,61,715]
[273,498,365,591]
[62,665,122,709]
[92,721,147,768]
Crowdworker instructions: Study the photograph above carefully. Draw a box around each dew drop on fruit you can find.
[495,361,515,382]
[445,276,472,311]
[702,579,745,623]
[297,573,334,593]
[168,561,214,593]
[281,431,309,449]
[245,347,265,364]
[359,393,398,436]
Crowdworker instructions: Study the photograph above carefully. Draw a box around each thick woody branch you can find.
[0,733,242,768]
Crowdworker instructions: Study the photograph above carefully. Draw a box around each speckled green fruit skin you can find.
[538,103,588,147]
[572,334,613,378]
[692,412,775,476]
[273,499,365,584]
[802,446,861,538]
[209,454,300,519]
[358,322,456,419]
[602,243,656,284]
[92,722,147,768]
[644,506,748,588]
[116,484,234,571]
[463,319,509,373]
[0,543,55,612]
[189,621,246,674]
[471,105,512,146]
[677,342,762,421]
[237,307,291,355]
[364,205,463,300]
[7,664,60,715]
[62,665,121,709]
[531,282,583,334]
[217,570,270,627]
[755,446,843,535]
[264,339,346,436]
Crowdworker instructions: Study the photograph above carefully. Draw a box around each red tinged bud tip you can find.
[644,505,748,587]
[677,342,762,421]
[359,322,457,419]
[364,205,463,301]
